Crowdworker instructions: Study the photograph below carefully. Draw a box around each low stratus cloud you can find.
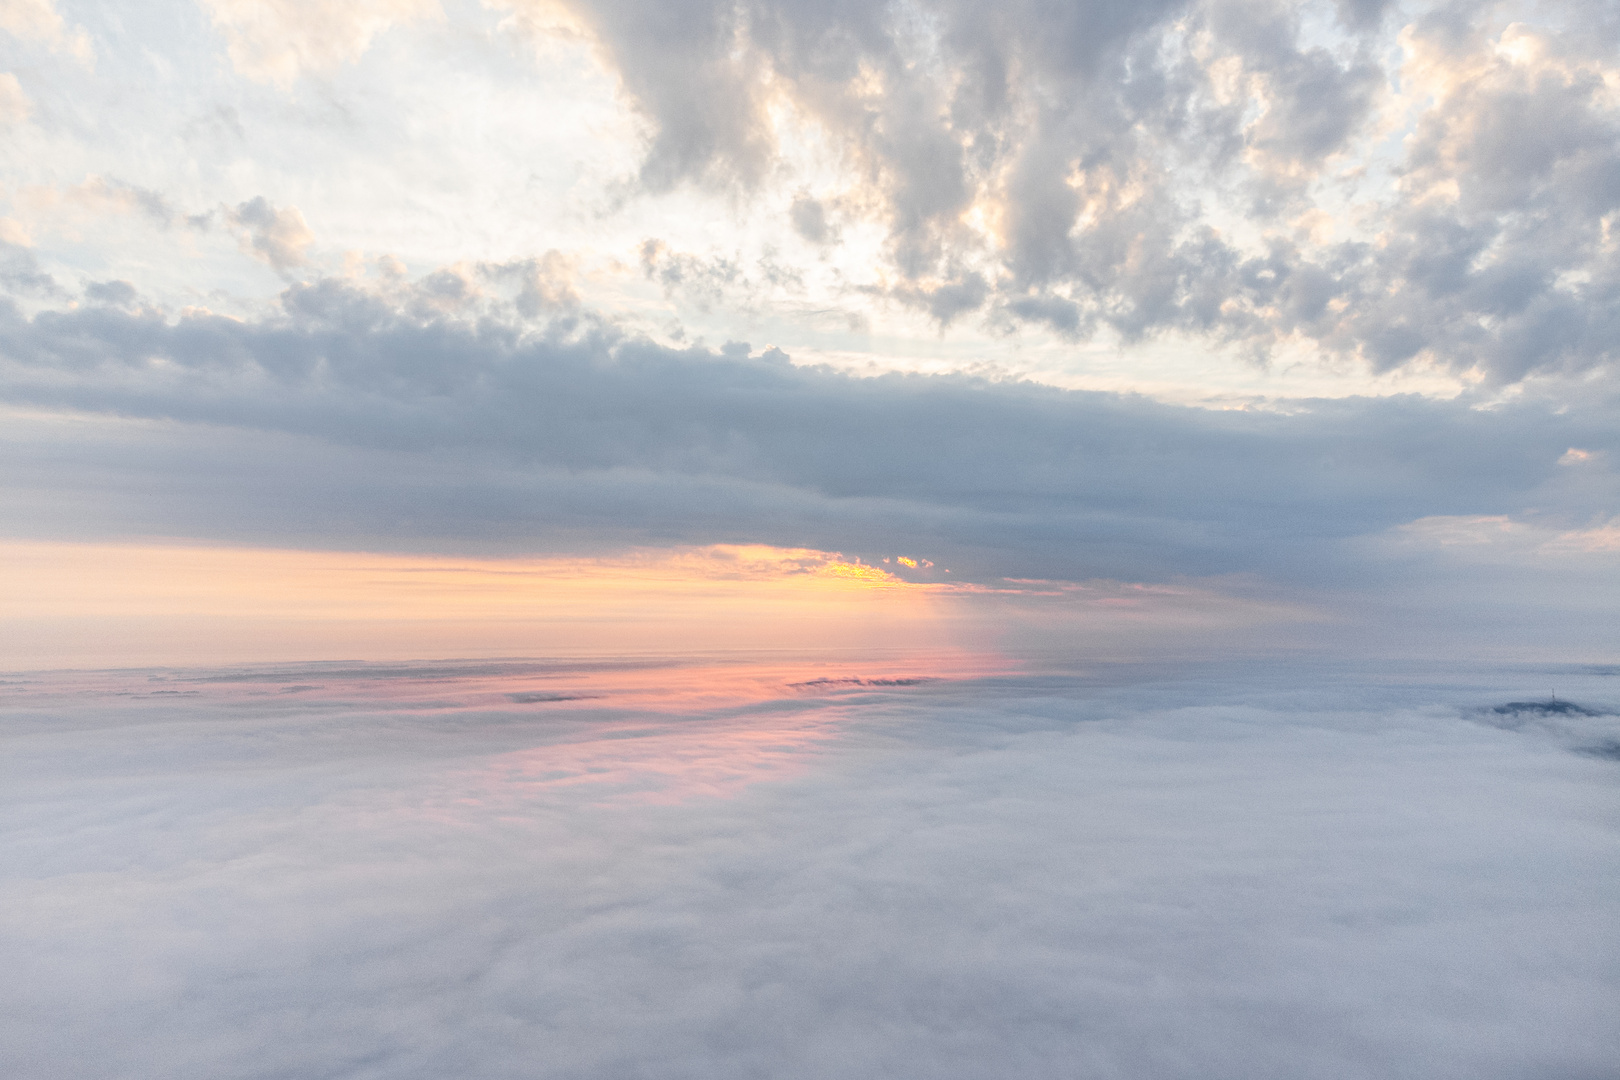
[4,660,1617,1078]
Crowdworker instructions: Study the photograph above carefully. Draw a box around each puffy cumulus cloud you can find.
[3,659,1618,1078]
[198,0,440,86]
[481,250,582,317]
[508,0,1620,381]
[1354,15,1620,381]
[889,270,991,328]
[227,196,315,272]
[2,274,1618,622]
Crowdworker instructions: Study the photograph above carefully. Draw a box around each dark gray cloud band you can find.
[3,282,1615,587]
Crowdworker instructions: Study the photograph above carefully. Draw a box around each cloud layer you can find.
[3,0,1619,387]
[4,280,1617,587]
[4,659,1618,1078]
[527,0,1620,379]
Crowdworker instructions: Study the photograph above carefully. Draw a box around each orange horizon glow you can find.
[1,539,1322,669]
[0,540,969,667]
[2,540,935,616]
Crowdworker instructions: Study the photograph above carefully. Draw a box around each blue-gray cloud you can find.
[3,281,1616,590]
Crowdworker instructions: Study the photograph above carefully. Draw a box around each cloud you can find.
[2,276,1617,617]
[198,0,441,86]
[480,252,581,317]
[484,0,1620,381]
[0,240,61,296]
[4,0,1613,385]
[889,271,990,327]
[11,177,213,239]
[788,194,835,245]
[227,196,315,272]
[1381,511,1620,559]
[82,279,138,307]
[640,238,745,311]
[3,658,1618,1077]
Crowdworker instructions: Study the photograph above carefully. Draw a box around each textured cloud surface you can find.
[4,0,1620,390]
[4,659,1618,1078]
[551,0,1620,380]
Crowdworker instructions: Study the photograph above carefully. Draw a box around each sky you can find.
[4,3,1620,1077]
[1,0,1619,665]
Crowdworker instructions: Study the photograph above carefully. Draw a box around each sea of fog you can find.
[3,656,1617,1080]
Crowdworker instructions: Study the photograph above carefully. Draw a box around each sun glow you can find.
[2,539,1323,669]
[0,541,955,667]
